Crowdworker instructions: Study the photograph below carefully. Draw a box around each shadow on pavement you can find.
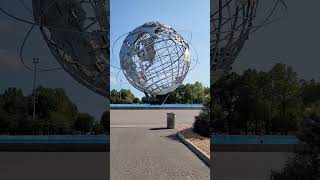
[149,127,168,130]
[148,128,182,142]
[165,133,182,142]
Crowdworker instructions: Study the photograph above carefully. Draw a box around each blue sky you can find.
[110,0,210,98]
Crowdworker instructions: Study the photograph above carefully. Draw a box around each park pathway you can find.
[110,128,209,180]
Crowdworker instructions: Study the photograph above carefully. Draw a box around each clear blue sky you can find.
[110,0,210,98]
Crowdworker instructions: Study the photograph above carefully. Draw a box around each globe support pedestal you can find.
[142,93,170,105]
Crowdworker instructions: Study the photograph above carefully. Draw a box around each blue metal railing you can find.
[0,135,110,144]
[110,104,204,109]
[210,135,302,145]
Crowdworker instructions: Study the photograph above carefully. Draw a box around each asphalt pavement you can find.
[111,128,209,180]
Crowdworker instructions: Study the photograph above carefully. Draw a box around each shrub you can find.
[193,101,210,137]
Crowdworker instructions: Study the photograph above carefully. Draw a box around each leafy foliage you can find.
[193,99,210,137]
[111,81,209,104]
[270,153,320,180]
[211,63,311,135]
[74,113,94,134]
[270,101,320,179]
[0,86,106,135]
[110,89,139,104]
[100,110,110,134]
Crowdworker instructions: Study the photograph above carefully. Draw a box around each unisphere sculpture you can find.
[32,0,110,97]
[211,0,287,82]
[120,22,191,97]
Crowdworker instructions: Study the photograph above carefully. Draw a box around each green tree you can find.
[268,64,303,134]
[212,72,241,134]
[162,85,185,104]
[211,104,226,133]
[0,86,106,135]
[141,81,209,104]
[194,98,210,137]
[2,88,27,114]
[210,63,304,135]
[236,69,261,134]
[100,110,109,134]
[0,94,4,109]
[301,79,320,106]
[74,113,94,134]
[110,89,140,104]
[0,108,10,134]
[119,89,134,103]
[0,88,30,134]
[256,71,275,135]
[92,121,105,135]
[33,87,77,121]
[110,89,120,104]
[270,101,320,179]
[192,82,208,104]
[133,97,140,104]
[47,112,72,134]
[269,64,301,120]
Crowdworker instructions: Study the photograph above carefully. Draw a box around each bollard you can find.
[167,112,175,129]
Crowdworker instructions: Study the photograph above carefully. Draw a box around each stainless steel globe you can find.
[120,22,191,96]
[32,0,109,97]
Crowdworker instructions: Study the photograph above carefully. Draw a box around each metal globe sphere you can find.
[120,22,191,96]
[32,0,109,97]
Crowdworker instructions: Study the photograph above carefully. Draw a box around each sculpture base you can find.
[142,93,169,104]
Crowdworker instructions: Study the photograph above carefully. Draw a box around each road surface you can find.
[111,128,209,180]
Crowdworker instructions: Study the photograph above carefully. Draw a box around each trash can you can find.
[167,113,175,129]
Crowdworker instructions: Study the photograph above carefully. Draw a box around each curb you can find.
[177,130,210,167]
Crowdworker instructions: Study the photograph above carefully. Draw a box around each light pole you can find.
[33,58,39,121]
[119,79,122,100]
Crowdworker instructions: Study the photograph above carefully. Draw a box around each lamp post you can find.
[33,57,39,121]
[119,79,123,100]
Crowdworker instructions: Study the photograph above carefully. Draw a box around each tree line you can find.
[110,81,209,104]
[0,86,109,135]
[193,63,320,179]
[211,63,320,135]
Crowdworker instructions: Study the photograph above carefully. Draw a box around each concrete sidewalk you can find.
[111,128,209,180]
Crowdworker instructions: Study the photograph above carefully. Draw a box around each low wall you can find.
[0,135,109,152]
[111,109,202,128]
[110,104,204,110]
